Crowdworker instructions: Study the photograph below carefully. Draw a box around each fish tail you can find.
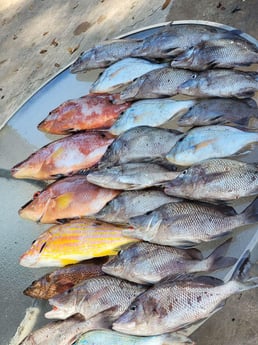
[230,250,258,292]
[241,197,258,225]
[203,238,237,272]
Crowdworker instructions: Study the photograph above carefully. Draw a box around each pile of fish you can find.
[10,22,258,345]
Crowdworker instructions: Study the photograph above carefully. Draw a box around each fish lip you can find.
[70,57,85,73]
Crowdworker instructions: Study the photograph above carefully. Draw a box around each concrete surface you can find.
[1,0,258,344]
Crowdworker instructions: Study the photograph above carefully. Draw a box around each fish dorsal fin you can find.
[192,275,224,287]
[186,248,203,260]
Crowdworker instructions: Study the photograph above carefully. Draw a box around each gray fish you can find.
[45,275,146,320]
[126,198,258,247]
[98,126,183,168]
[70,39,144,72]
[120,67,195,101]
[177,98,258,128]
[132,23,238,59]
[93,189,180,225]
[177,69,258,99]
[171,38,258,70]
[20,312,113,345]
[87,163,179,190]
[112,251,258,335]
[166,125,258,166]
[74,329,195,345]
[164,158,258,201]
[102,239,236,284]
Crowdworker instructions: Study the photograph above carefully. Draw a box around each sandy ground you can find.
[1,0,258,344]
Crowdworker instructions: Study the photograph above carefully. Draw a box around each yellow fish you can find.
[20,220,138,268]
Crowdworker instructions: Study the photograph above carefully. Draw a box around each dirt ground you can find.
[1,0,258,344]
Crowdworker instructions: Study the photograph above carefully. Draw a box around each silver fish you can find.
[164,158,258,201]
[120,67,195,101]
[177,98,258,128]
[171,38,258,70]
[109,99,196,136]
[87,163,179,190]
[70,39,144,72]
[99,126,183,168]
[102,239,236,284]
[20,313,112,345]
[74,329,195,345]
[90,58,168,93]
[45,275,146,320]
[132,23,238,59]
[93,189,180,225]
[166,125,258,166]
[177,70,258,99]
[126,198,258,247]
[112,252,258,335]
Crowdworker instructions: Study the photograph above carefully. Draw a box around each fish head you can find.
[164,164,207,197]
[45,287,79,319]
[120,76,145,101]
[23,276,50,299]
[171,47,196,68]
[87,168,118,188]
[18,188,51,222]
[102,245,134,277]
[126,211,162,241]
[177,105,198,126]
[70,49,98,73]
[11,152,45,179]
[98,139,124,168]
[177,73,201,96]
[112,298,148,335]
[20,231,52,267]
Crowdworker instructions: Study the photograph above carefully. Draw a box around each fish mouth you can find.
[112,320,137,334]
[70,57,84,74]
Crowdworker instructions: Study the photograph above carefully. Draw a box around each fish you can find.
[166,125,258,166]
[171,38,258,70]
[164,158,258,202]
[73,329,195,345]
[131,23,239,59]
[112,251,258,335]
[87,163,179,190]
[11,132,114,180]
[18,175,120,223]
[93,189,180,225]
[177,69,258,99]
[102,239,236,284]
[126,198,258,247]
[98,126,183,168]
[38,94,130,134]
[20,311,114,345]
[19,219,138,268]
[177,98,258,128]
[70,39,145,72]
[109,99,196,136]
[70,23,237,72]
[90,58,168,93]
[23,257,108,299]
[120,67,195,101]
[45,275,146,320]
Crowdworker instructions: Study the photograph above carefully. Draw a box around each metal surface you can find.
[0,21,258,345]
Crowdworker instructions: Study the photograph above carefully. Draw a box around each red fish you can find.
[38,94,130,134]
[11,132,114,180]
[19,175,120,223]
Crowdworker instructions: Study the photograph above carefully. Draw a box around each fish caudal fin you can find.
[203,238,237,272]
[242,197,258,225]
[230,250,258,292]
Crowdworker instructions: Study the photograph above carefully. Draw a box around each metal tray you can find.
[0,20,258,345]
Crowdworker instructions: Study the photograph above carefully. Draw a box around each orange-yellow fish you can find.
[19,175,120,223]
[19,220,138,267]
[38,93,130,134]
[11,132,114,180]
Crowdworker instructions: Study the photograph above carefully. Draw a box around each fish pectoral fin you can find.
[193,138,216,152]
[235,89,255,99]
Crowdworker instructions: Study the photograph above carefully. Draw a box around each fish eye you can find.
[191,74,197,79]
[67,288,73,294]
[31,239,36,245]
[33,191,41,199]
[182,170,187,175]
[130,305,137,311]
